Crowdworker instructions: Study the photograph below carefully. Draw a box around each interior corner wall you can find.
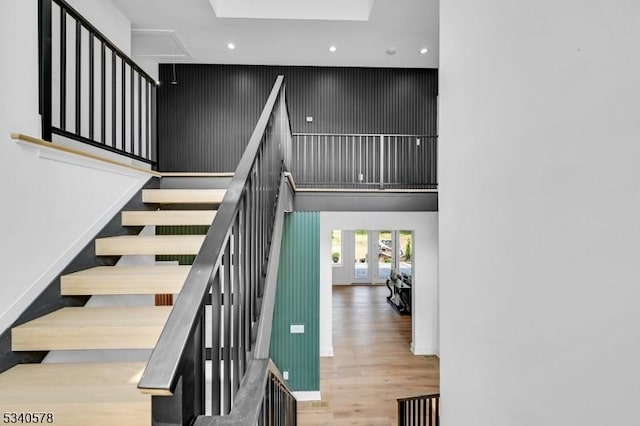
[439,1,640,425]
[0,0,149,334]
[270,212,320,392]
[319,212,438,358]
[156,64,437,172]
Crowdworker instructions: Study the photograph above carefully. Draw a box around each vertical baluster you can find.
[232,220,241,395]
[111,50,116,148]
[223,241,232,414]
[150,82,157,163]
[138,73,142,157]
[88,33,94,140]
[236,203,247,374]
[75,20,81,135]
[121,59,125,151]
[145,80,150,160]
[39,0,52,141]
[100,42,105,144]
[194,313,206,417]
[210,272,221,415]
[242,192,252,354]
[130,64,134,155]
[59,9,66,131]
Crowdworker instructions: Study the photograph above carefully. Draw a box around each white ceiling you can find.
[111,0,439,69]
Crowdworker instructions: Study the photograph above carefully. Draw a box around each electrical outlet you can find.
[306,116,313,122]
[416,138,421,146]
[358,173,364,182]
[290,324,305,334]
[283,371,289,380]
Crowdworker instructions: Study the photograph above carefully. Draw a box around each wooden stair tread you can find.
[95,235,205,256]
[122,210,217,226]
[12,306,171,351]
[61,265,191,295]
[0,362,149,426]
[142,189,226,204]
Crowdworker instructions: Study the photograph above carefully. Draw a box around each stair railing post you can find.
[379,134,385,189]
[39,0,52,142]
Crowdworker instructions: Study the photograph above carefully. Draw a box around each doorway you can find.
[351,230,413,284]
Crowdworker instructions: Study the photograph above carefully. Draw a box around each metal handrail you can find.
[293,132,438,137]
[138,75,286,395]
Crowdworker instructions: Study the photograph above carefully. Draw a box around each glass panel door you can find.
[399,230,413,278]
[353,230,368,280]
[377,230,393,280]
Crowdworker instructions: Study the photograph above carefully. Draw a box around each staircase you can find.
[0,187,226,426]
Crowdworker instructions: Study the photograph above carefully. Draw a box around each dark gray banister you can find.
[138,75,286,395]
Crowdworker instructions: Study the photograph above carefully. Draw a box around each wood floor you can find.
[298,285,440,425]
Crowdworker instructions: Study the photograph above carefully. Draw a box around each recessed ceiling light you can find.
[227,42,236,50]
[329,46,337,52]
[420,47,429,54]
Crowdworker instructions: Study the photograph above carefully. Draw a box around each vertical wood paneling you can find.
[157,65,437,172]
[270,212,320,392]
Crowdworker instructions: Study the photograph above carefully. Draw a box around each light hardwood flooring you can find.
[298,285,440,425]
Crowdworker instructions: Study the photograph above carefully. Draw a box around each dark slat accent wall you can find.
[157,64,437,172]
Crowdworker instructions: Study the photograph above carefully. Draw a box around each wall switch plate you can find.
[306,116,313,122]
[283,371,289,380]
[416,138,421,146]
[290,324,305,334]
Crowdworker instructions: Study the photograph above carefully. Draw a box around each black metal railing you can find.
[397,394,440,426]
[290,133,437,189]
[138,76,294,426]
[39,0,157,164]
[194,361,297,426]
[260,370,297,426]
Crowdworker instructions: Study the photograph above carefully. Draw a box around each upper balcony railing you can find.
[39,0,157,165]
[290,133,437,190]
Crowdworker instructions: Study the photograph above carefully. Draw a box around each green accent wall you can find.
[156,225,209,265]
[270,212,320,392]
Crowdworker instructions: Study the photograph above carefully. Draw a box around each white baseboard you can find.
[292,391,321,401]
[320,346,334,357]
[411,343,438,356]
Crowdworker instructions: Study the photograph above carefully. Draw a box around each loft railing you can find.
[290,133,437,189]
[397,393,440,426]
[39,0,157,165]
[138,76,295,426]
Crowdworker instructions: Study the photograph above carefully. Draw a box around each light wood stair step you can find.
[0,362,149,426]
[122,209,217,226]
[95,235,205,256]
[61,265,191,295]
[142,189,226,204]
[11,306,171,351]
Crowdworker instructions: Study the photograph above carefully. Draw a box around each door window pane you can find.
[377,230,392,279]
[354,230,368,279]
[399,230,413,277]
[331,230,342,264]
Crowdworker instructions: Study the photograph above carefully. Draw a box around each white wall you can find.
[319,212,438,357]
[0,0,149,334]
[67,0,131,55]
[439,1,640,425]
